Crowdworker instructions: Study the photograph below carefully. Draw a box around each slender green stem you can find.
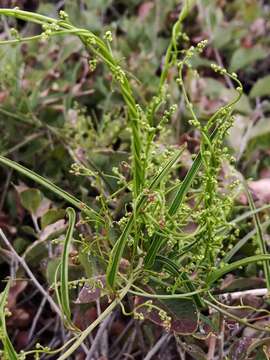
[57,275,134,360]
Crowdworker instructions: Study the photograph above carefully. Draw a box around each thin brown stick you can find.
[218,314,225,360]
[207,334,217,360]
[143,334,170,360]
[0,228,62,317]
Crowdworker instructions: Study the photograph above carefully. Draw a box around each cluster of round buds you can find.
[144,300,153,311]
[134,311,144,320]
[111,65,125,84]
[70,163,96,177]
[211,65,242,93]
[69,281,78,289]
[59,10,69,21]
[35,343,51,351]
[196,39,208,53]
[180,32,189,42]
[41,22,60,40]
[211,63,228,75]
[4,307,12,317]
[159,309,172,332]
[86,35,97,46]
[10,27,20,39]
[158,104,178,129]
[89,59,97,72]
[19,350,26,360]
[117,214,130,228]
[104,30,113,42]
[69,163,84,176]
[184,46,195,60]
[188,117,201,129]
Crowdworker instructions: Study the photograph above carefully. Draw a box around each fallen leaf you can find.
[40,219,66,241]
[250,18,266,37]
[138,2,154,20]
[75,276,106,304]
[250,75,270,98]
[248,179,270,203]
[135,293,199,334]
[8,280,28,308]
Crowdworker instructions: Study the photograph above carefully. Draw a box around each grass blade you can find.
[204,297,270,333]
[106,148,184,290]
[230,204,270,225]
[207,254,270,285]
[0,155,102,224]
[60,208,76,327]
[244,181,270,291]
[144,151,203,267]
[0,281,18,359]
[144,129,221,268]
[156,255,204,308]
[223,219,270,264]
[144,71,243,268]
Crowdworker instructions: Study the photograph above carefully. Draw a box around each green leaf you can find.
[0,282,18,359]
[248,118,270,141]
[213,26,233,49]
[250,75,270,98]
[245,182,270,291]
[144,149,203,268]
[0,155,102,224]
[230,46,268,72]
[59,207,77,329]
[156,255,204,308]
[106,148,184,290]
[46,258,61,285]
[41,209,66,229]
[20,188,42,215]
[207,254,270,285]
[136,288,199,335]
[144,80,243,267]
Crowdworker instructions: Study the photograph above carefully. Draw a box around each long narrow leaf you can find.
[207,254,270,285]
[144,151,203,267]
[106,148,184,290]
[156,255,204,308]
[60,208,76,325]
[244,182,270,290]
[0,282,18,359]
[144,73,242,267]
[0,155,102,224]
[223,219,270,264]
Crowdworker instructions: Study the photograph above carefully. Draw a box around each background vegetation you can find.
[0,0,270,359]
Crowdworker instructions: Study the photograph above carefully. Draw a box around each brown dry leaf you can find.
[40,219,66,241]
[14,182,29,194]
[135,293,199,335]
[8,280,28,308]
[138,1,154,20]
[0,90,9,103]
[243,320,270,338]
[248,179,270,203]
[0,211,16,234]
[74,307,97,330]
[75,276,106,304]
[7,308,31,328]
[229,337,254,360]
[34,198,52,219]
[250,18,266,37]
